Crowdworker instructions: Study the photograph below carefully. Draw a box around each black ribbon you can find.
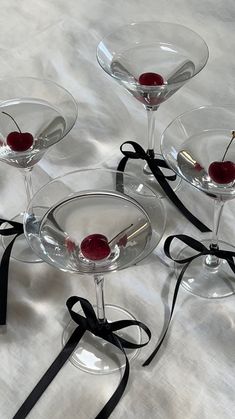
[0,218,24,325]
[13,296,151,419]
[143,234,235,366]
[117,141,211,233]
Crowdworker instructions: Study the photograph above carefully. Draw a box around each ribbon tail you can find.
[143,261,190,366]
[116,156,129,194]
[13,326,86,419]
[0,233,21,325]
[116,141,211,233]
[13,293,152,419]
[226,257,235,276]
[95,335,130,419]
[153,158,177,181]
[147,159,211,233]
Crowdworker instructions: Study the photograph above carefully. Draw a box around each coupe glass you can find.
[97,21,209,194]
[24,168,165,374]
[161,105,235,298]
[0,77,78,262]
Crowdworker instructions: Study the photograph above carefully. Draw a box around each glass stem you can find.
[22,168,34,208]
[205,197,224,268]
[94,274,106,323]
[146,107,158,158]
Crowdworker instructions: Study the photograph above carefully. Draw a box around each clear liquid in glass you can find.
[177,129,235,199]
[0,99,66,168]
[28,191,152,274]
[110,45,195,107]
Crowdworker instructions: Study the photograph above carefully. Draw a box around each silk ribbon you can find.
[117,141,211,233]
[0,218,24,325]
[143,234,235,366]
[13,296,151,419]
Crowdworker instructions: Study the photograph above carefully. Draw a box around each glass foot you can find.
[62,304,141,374]
[1,213,42,263]
[176,239,235,298]
[124,152,181,197]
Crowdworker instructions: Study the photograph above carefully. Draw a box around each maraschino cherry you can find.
[80,223,133,261]
[2,111,34,152]
[208,131,235,184]
[80,234,111,261]
[208,161,235,184]
[139,72,164,86]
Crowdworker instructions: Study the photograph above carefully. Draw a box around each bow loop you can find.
[0,218,24,236]
[164,234,208,263]
[144,234,235,366]
[117,141,211,232]
[67,295,152,347]
[14,292,151,419]
[164,234,235,271]
[120,141,148,160]
[66,296,99,332]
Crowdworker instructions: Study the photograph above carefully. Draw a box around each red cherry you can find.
[7,131,33,151]
[208,161,235,184]
[80,234,111,261]
[139,72,164,86]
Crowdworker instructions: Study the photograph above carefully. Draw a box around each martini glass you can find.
[97,21,209,194]
[23,168,165,374]
[161,105,235,298]
[0,77,78,262]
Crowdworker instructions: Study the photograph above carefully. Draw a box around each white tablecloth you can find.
[0,1,235,418]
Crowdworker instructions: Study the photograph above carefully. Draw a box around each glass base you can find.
[124,152,181,197]
[1,213,42,263]
[62,304,141,375]
[176,239,235,298]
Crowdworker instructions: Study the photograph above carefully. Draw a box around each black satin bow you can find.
[164,234,235,273]
[0,218,24,325]
[143,234,235,366]
[13,296,151,419]
[117,141,211,233]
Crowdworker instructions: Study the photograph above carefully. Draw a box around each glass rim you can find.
[0,75,78,113]
[0,75,78,137]
[161,104,235,197]
[96,20,209,88]
[161,103,235,150]
[25,167,165,206]
[23,167,166,274]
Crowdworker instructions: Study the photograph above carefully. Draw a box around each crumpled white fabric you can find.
[0,1,235,418]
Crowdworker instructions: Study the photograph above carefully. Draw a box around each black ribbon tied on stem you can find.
[143,234,235,366]
[1,218,235,415]
[116,141,211,233]
[13,296,151,419]
[0,218,24,325]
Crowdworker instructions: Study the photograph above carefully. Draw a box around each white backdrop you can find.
[0,1,235,418]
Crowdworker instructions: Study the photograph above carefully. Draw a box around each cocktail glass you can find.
[161,105,235,298]
[24,168,165,373]
[0,77,78,262]
[97,21,209,194]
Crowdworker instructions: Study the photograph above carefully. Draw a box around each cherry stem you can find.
[221,131,235,161]
[108,223,133,244]
[2,111,22,133]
